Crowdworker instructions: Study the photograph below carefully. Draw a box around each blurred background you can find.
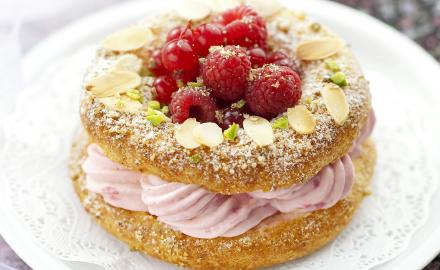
[0,0,439,269]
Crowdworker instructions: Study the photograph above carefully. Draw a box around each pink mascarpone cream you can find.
[82,111,375,239]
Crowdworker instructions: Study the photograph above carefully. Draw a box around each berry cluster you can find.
[148,5,302,127]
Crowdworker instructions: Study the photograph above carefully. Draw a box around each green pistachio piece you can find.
[272,116,289,129]
[189,154,202,164]
[330,72,347,87]
[148,100,161,110]
[223,123,239,141]
[146,114,165,126]
[324,60,340,72]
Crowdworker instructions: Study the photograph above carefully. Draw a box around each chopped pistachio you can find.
[272,116,289,129]
[189,154,202,164]
[144,107,156,116]
[305,96,313,104]
[324,60,340,72]
[161,105,169,115]
[223,123,239,141]
[232,99,246,109]
[187,81,203,87]
[330,72,348,87]
[148,100,161,110]
[115,98,125,109]
[310,22,321,32]
[146,114,165,126]
[126,89,142,102]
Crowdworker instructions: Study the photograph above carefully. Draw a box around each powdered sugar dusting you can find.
[80,8,371,193]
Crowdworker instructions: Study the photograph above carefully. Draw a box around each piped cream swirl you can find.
[82,112,374,239]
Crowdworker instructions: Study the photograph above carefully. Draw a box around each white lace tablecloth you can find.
[0,40,438,269]
[1,0,440,268]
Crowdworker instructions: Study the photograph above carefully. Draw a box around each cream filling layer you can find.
[82,111,375,239]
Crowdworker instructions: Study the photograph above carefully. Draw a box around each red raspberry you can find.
[245,65,302,118]
[202,46,251,102]
[267,50,298,72]
[216,5,267,48]
[193,23,225,56]
[247,47,266,68]
[153,75,178,104]
[169,87,218,123]
[148,49,169,76]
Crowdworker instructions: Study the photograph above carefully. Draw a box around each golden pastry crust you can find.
[69,132,376,270]
[80,9,371,194]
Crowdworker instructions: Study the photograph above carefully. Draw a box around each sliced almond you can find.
[175,118,201,149]
[321,84,350,125]
[210,0,242,12]
[99,96,142,113]
[86,71,141,98]
[113,54,142,73]
[243,116,274,146]
[193,122,224,147]
[245,0,282,17]
[102,26,151,52]
[176,0,211,21]
[296,38,344,61]
[287,105,316,134]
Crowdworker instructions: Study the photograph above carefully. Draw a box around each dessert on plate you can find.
[69,0,376,269]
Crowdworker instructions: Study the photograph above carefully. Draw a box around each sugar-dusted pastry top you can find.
[80,2,371,194]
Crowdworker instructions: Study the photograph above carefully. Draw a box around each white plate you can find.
[1,0,439,270]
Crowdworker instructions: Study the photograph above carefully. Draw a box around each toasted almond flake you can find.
[245,0,282,17]
[321,84,350,125]
[193,122,224,147]
[243,116,274,146]
[86,71,141,98]
[176,0,211,21]
[296,38,344,60]
[113,54,142,73]
[99,97,142,113]
[175,118,201,149]
[287,105,316,134]
[209,0,242,12]
[102,26,151,52]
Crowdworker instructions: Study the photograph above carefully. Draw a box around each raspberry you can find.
[169,87,218,123]
[247,47,266,68]
[202,46,251,102]
[267,50,298,72]
[148,49,169,76]
[216,5,267,48]
[153,75,178,104]
[193,23,225,56]
[245,65,302,118]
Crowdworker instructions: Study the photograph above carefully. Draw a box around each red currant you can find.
[247,47,266,68]
[166,25,195,44]
[173,64,200,84]
[219,108,244,129]
[193,23,225,56]
[267,50,298,71]
[161,39,198,72]
[153,75,178,104]
[148,49,169,76]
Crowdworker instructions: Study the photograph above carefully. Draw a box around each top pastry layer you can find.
[80,2,371,194]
